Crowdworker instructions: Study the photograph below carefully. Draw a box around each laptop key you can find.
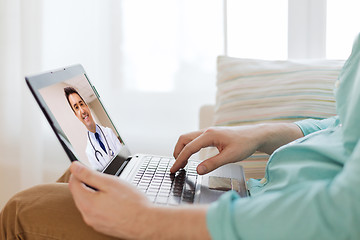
[168,196,181,205]
[155,196,169,204]
[147,195,156,202]
[134,156,200,206]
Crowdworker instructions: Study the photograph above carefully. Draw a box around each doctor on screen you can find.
[64,87,122,171]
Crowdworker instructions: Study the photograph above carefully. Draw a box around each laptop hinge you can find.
[114,157,131,176]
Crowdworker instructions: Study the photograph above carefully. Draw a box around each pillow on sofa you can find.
[210,56,344,179]
[214,56,345,127]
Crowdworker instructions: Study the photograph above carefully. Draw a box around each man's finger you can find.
[68,174,97,213]
[196,149,235,175]
[173,131,203,159]
[70,161,114,191]
[170,133,214,173]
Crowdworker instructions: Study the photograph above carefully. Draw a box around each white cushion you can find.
[202,56,345,179]
[214,56,345,127]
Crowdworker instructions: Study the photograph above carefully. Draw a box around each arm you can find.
[170,123,304,175]
[69,162,211,240]
[207,141,360,240]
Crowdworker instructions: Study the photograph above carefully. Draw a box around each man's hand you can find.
[170,123,304,175]
[170,126,262,174]
[69,161,152,239]
[69,161,211,240]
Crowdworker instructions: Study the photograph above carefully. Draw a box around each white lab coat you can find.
[85,125,122,171]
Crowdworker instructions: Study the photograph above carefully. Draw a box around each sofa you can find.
[198,55,344,180]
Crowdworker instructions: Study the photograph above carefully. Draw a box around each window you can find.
[226,0,288,59]
[326,0,360,59]
[227,0,360,60]
[121,0,223,92]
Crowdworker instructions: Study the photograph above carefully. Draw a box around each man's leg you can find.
[0,183,119,240]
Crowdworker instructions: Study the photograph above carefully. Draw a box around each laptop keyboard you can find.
[131,156,199,205]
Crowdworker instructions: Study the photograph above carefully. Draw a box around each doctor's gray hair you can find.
[64,87,87,112]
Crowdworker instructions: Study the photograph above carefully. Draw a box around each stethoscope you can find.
[88,124,115,166]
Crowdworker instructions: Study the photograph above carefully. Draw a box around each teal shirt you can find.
[207,34,360,240]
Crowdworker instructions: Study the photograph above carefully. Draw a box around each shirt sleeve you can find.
[294,116,339,136]
[206,140,360,240]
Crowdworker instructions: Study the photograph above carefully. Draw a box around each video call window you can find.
[39,74,124,171]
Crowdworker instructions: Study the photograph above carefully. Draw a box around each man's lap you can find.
[0,182,118,240]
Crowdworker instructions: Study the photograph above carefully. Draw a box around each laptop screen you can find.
[26,65,131,173]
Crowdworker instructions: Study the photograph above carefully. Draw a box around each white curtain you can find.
[0,0,47,207]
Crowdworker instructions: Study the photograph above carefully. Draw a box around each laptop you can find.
[25,64,248,205]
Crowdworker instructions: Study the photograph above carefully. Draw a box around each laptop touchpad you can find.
[209,176,232,191]
[209,176,243,193]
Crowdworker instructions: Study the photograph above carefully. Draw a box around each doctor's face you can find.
[68,93,96,132]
